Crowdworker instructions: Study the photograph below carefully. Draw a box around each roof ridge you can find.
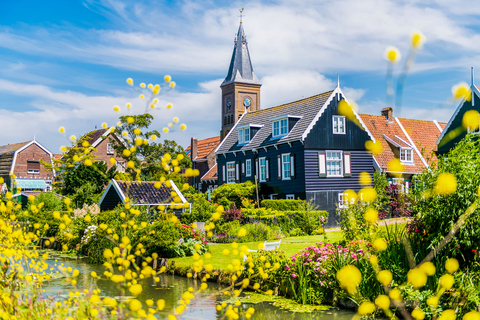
[247,90,335,115]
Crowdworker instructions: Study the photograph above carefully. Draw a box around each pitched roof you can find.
[201,163,218,181]
[216,90,335,153]
[221,23,260,86]
[81,129,108,147]
[185,136,221,160]
[0,141,30,155]
[107,179,187,205]
[360,114,445,174]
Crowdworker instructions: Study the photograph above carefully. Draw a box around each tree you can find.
[62,162,116,196]
[112,114,191,181]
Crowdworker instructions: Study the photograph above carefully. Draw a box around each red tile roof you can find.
[201,163,217,181]
[185,136,220,160]
[360,114,446,174]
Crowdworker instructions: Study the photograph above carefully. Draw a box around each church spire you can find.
[221,21,260,87]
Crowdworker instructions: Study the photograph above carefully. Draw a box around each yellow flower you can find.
[358,302,375,315]
[223,249,230,256]
[101,122,107,128]
[439,310,456,320]
[84,159,93,166]
[375,295,390,309]
[427,296,438,307]
[127,116,134,124]
[407,268,427,289]
[113,105,120,112]
[364,208,378,224]
[140,83,146,88]
[453,82,471,101]
[412,308,425,320]
[126,78,133,86]
[445,258,459,274]
[385,46,401,63]
[376,270,392,286]
[365,140,383,155]
[164,75,172,82]
[434,173,457,196]
[360,188,377,203]
[129,284,143,296]
[180,123,187,130]
[359,172,372,186]
[166,103,173,109]
[387,158,405,176]
[369,255,378,265]
[163,127,169,133]
[129,299,142,312]
[153,84,160,95]
[140,94,145,99]
[439,274,454,290]
[59,126,65,134]
[373,238,387,251]
[411,31,425,49]
[336,265,362,294]
[389,288,402,301]
[170,81,176,88]
[173,117,179,123]
[238,228,247,237]
[419,261,436,276]
[462,311,480,320]
[344,189,357,204]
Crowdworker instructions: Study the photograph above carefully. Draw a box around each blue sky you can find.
[1,0,480,152]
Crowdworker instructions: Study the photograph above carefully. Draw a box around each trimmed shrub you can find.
[260,199,305,211]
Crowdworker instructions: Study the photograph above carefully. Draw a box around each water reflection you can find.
[40,256,354,320]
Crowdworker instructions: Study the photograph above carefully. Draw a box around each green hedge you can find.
[260,199,306,211]
[242,208,328,235]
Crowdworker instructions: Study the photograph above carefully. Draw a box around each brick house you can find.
[0,139,55,192]
[81,129,125,172]
[185,136,220,192]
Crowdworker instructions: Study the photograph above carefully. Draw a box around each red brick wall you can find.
[14,143,54,180]
[90,135,124,170]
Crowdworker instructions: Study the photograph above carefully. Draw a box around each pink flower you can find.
[291,274,297,278]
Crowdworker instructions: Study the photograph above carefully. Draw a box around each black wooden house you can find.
[215,86,375,227]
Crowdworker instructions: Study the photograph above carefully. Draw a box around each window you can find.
[27,160,40,174]
[333,116,346,134]
[282,154,291,180]
[107,143,114,154]
[272,118,288,138]
[227,162,236,184]
[326,151,343,177]
[286,194,295,200]
[338,193,348,208]
[400,148,413,163]
[117,161,125,173]
[392,178,409,193]
[259,157,266,182]
[245,159,252,177]
[238,127,250,144]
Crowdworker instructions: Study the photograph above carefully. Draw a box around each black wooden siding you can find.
[304,94,372,150]
[304,150,373,191]
[217,141,305,199]
[100,185,123,211]
[438,93,480,154]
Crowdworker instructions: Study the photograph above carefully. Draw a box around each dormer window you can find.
[273,118,288,138]
[400,148,413,163]
[238,127,251,144]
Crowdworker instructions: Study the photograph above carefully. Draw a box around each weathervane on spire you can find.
[239,8,244,23]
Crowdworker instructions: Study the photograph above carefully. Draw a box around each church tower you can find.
[220,21,261,140]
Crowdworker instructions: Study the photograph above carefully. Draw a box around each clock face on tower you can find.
[226,99,232,110]
[243,97,252,108]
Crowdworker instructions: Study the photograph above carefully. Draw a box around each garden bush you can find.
[181,193,217,224]
[260,199,305,211]
[211,181,255,208]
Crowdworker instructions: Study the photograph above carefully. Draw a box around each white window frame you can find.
[272,118,288,138]
[333,116,346,134]
[392,178,405,193]
[281,153,291,180]
[400,148,413,163]
[326,151,343,177]
[107,143,114,154]
[238,126,251,145]
[27,169,40,174]
[259,157,266,182]
[117,161,125,173]
[245,159,252,177]
[227,161,236,184]
[338,193,348,208]
[286,194,295,200]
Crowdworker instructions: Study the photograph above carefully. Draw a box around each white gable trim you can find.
[214,112,248,154]
[170,180,188,203]
[301,87,375,142]
[393,135,414,148]
[10,140,56,177]
[395,117,430,170]
[437,85,480,145]
[433,119,443,133]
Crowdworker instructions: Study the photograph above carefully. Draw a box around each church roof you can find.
[221,23,261,87]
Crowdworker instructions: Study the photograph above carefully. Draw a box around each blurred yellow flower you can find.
[411,31,425,49]
[452,82,471,101]
[389,288,402,301]
[359,172,372,186]
[375,295,390,309]
[164,75,172,82]
[385,46,401,63]
[129,299,142,311]
[419,261,436,276]
[126,78,133,86]
[462,311,480,320]
[407,268,427,288]
[59,126,65,134]
[412,308,426,320]
[438,310,456,320]
[445,258,459,274]
[365,140,383,155]
[358,302,375,315]
[462,109,479,130]
[434,173,457,196]
[336,265,362,294]
[113,105,120,112]
[387,158,404,177]
[238,228,247,237]
[364,208,378,224]
[439,274,454,290]
[180,123,187,130]
[373,238,387,251]
[376,270,392,286]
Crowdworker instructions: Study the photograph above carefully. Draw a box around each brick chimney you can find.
[191,137,198,161]
[381,107,393,121]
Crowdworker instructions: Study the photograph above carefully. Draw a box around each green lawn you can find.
[171,229,344,271]
[171,220,408,272]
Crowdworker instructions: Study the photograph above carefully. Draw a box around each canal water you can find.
[41,255,355,320]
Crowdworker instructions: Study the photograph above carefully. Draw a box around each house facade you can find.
[215,87,375,227]
[0,139,55,192]
[185,136,220,192]
[361,107,446,191]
